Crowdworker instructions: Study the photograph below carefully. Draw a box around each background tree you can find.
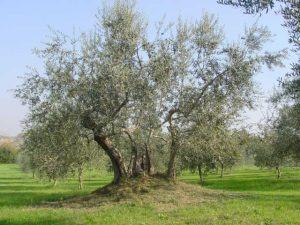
[180,113,240,182]
[217,0,300,164]
[251,132,284,179]
[245,121,297,179]
[0,141,18,164]
[272,106,300,162]
[20,112,101,188]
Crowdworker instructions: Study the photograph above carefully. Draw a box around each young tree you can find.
[246,122,292,179]
[16,0,286,186]
[180,121,217,183]
[272,106,300,163]
[251,132,284,179]
[180,111,240,182]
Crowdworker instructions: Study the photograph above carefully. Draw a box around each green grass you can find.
[0,164,299,225]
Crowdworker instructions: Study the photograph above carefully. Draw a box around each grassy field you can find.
[0,164,299,225]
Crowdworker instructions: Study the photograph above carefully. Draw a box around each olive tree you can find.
[20,112,100,188]
[250,131,284,179]
[155,16,286,180]
[16,0,286,185]
[180,109,240,183]
[272,106,300,163]
[246,122,295,179]
[218,1,300,164]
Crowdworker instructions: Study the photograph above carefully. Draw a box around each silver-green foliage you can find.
[16,0,286,183]
[218,0,300,166]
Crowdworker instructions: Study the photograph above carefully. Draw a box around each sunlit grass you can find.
[0,164,299,225]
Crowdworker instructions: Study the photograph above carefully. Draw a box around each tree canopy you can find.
[16,0,286,185]
[218,0,299,164]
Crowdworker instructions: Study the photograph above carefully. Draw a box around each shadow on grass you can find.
[0,164,111,208]
[0,180,110,191]
[0,181,110,207]
[0,191,85,207]
[201,178,300,192]
[181,169,300,206]
[0,177,34,180]
[0,185,53,191]
[0,218,65,225]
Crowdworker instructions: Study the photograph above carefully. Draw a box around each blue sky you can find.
[0,0,294,136]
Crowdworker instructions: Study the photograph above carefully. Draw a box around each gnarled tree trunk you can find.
[144,143,153,175]
[94,134,127,184]
[130,142,140,177]
[78,167,84,190]
[132,149,144,176]
[125,131,144,177]
[220,163,224,178]
[198,164,204,184]
[166,118,180,180]
[167,134,178,180]
[276,166,281,179]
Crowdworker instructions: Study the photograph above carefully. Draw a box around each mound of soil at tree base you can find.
[43,175,245,211]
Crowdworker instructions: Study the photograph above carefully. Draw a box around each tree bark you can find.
[276,166,281,179]
[198,164,204,184]
[125,131,144,177]
[127,153,134,176]
[144,129,154,175]
[144,143,153,175]
[165,110,179,180]
[167,136,178,180]
[220,163,224,178]
[131,144,140,177]
[94,134,127,184]
[78,167,84,190]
